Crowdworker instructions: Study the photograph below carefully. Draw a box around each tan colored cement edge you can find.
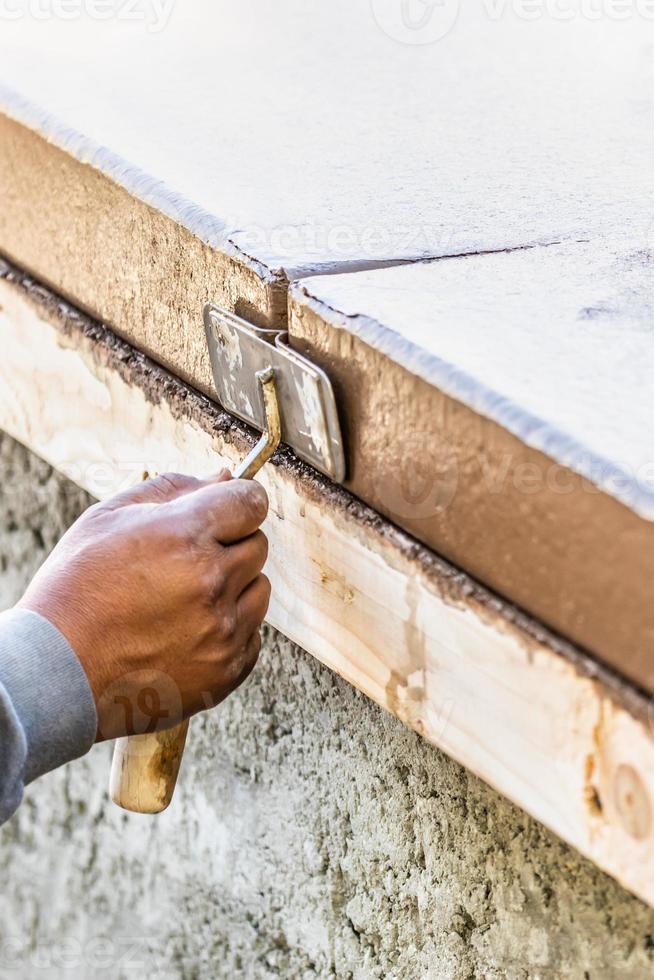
[288,283,654,695]
[0,112,288,394]
[3,262,654,905]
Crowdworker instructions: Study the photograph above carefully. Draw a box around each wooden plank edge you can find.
[2,259,654,906]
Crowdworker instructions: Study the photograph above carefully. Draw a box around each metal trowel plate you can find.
[204,304,345,482]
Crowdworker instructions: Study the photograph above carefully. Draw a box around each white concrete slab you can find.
[0,1,652,277]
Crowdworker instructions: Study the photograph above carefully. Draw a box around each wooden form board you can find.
[3,260,654,907]
[289,243,654,692]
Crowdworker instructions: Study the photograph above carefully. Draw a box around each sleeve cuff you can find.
[0,608,97,783]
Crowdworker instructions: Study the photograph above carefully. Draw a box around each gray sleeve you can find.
[0,607,97,825]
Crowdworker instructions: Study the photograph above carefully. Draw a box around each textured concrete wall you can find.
[1,432,654,980]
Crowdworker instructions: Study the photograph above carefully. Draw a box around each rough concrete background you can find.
[1,432,654,980]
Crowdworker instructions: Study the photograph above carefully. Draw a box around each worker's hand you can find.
[17,471,270,741]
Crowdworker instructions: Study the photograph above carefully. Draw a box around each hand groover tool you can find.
[109,305,345,813]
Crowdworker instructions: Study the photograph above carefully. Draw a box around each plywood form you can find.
[3,260,654,907]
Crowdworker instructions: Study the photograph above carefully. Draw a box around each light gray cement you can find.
[1,431,654,980]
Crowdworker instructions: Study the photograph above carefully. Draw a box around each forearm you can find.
[0,608,96,825]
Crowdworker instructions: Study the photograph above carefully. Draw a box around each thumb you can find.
[100,469,232,510]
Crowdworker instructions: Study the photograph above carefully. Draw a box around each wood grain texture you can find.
[110,724,190,814]
[4,266,654,906]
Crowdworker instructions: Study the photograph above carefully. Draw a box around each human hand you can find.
[18,471,270,741]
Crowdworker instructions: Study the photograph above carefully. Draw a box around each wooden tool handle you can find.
[109,367,281,814]
[109,465,189,814]
[110,722,190,813]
